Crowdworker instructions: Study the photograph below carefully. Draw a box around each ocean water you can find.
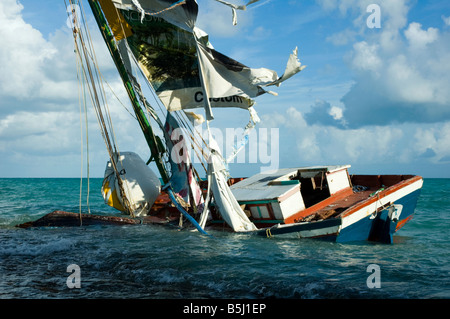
[0,178,449,301]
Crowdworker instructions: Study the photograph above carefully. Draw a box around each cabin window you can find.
[249,205,271,219]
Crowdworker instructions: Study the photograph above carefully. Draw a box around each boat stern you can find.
[337,176,423,243]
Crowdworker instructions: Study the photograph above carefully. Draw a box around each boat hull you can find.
[338,178,422,243]
[258,177,423,243]
[338,190,419,243]
[18,167,423,244]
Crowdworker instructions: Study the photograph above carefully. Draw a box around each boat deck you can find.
[287,174,418,223]
[298,188,376,222]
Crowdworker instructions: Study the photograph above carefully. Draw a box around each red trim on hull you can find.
[284,187,354,224]
[341,175,423,218]
[395,214,414,231]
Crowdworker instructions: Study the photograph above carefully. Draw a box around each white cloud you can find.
[0,0,57,100]
[0,0,116,105]
[261,106,414,165]
[0,111,77,153]
[303,99,346,128]
[317,0,450,128]
[378,0,410,30]
[385,54,437,104]
[0,1,147,177]
[404,22,439,49]
[350,41,382,75]
[256,104,450,177]
[329,106,343,120]
[414,123,450,162]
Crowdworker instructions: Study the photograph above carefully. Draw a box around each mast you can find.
[87,0,169,184]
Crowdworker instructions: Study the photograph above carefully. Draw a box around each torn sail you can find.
[97,0,305,115]
[207,148,257,232]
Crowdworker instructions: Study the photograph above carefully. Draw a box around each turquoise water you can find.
[0,178,449,299]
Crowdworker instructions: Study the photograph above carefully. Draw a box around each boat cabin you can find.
[230,165,352,225]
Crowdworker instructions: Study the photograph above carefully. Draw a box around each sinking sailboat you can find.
[227,166,423,243]
[18,0,423,244]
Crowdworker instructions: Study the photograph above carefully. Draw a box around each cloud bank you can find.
[309,0,450,128]
[0,0,146,177]
[256,0,450,176]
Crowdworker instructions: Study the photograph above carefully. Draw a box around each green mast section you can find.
[88,0,169,184]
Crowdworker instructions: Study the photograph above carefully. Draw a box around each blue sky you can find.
[1,0,450,178]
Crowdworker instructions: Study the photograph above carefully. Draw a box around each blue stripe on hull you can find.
[336,215,373,243]
[335,188,421,243]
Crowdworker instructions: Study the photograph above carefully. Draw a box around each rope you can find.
[70,0,136,216]
[76,33,84,226]
[81,46,91,216]
[81,1,144,216]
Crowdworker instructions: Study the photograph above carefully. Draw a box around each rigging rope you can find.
[69,0,136,216]
[68,0,88,224]
[76,35,84,226]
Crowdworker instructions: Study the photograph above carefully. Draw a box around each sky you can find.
[1,0,450,178]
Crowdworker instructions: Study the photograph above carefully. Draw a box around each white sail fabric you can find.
[195,31,305,98]
[207,148,257,232]
[269,47,306,86]
[102,152,161,216]
[103,0,305,117]
[195,29,276,99]
[194,27,305,119]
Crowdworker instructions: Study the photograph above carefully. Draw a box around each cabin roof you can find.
[230,165,350,202]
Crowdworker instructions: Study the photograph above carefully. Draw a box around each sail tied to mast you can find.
[98,0,306,118]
